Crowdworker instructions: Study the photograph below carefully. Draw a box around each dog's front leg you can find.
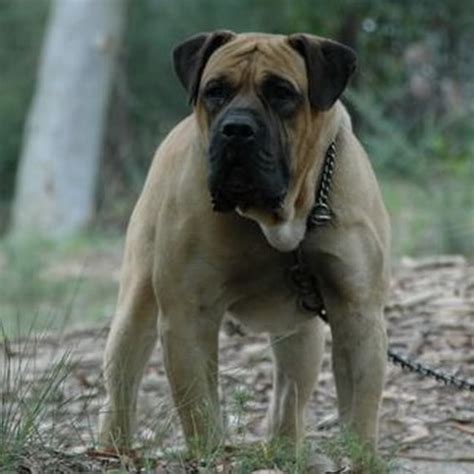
[160,308,223,455]
[328,301,387,448]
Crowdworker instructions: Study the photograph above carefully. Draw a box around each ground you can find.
[1,248,473,473]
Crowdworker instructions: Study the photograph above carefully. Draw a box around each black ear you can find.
[173,30,236,105]
[288,34,357,111]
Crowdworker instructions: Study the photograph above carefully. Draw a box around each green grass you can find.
[0,329,72,471]
[0,234,120,338]
[321,430,393,474]
[231,440,309,473]
[158,432,390,472]
[381,176,473,258]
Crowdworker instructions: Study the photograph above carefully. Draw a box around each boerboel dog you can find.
[99,31,390,462]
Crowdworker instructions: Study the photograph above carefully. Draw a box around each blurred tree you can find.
[11,0,126,238]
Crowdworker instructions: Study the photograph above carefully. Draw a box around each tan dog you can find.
[99,32,390,459]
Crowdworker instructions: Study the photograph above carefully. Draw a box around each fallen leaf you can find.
[452,422,474,435]
[401,423,430,444]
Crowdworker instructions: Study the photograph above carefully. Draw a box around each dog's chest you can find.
[225,257,317,334]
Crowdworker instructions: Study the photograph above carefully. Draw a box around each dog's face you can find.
[173,32,356,248]
[204,73,291,214]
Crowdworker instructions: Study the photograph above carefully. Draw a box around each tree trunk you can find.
[11,0,126,238]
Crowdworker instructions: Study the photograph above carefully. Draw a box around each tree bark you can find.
[11,0,126,238]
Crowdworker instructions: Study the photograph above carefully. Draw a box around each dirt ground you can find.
[1,255,473,473]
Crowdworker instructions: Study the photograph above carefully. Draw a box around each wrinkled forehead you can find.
[201,34,307,90]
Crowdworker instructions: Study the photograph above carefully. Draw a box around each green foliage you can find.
[120,0,473,185]
[0,0,50,203]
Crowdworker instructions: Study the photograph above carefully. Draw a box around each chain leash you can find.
[287,140,474,392]
[387,349,474,392]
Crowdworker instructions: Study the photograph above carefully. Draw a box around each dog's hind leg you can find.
[99,269,158,450]
[267,317,326,448]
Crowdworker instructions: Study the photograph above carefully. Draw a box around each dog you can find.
[99,31,390,461]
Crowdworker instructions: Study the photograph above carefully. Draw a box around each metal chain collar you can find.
[307,141,336,228]
[287,141,474,392]
[288,141,336,320]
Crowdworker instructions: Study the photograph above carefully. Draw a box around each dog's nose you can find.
[220,115,257,141]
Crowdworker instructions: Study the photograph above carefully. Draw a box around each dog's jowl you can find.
[99,32,391,459]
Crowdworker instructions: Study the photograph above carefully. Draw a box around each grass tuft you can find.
[0,325,73,471]
[321,430,393,474]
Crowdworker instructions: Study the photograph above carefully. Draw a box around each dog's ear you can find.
[173,31,236,105]
[288,34,357,111]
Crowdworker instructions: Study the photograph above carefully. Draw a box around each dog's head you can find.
[173,32,356,250]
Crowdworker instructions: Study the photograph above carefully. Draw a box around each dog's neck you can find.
[252,140,336,251]
[238,103,347,252]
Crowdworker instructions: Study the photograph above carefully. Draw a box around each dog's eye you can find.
[270,84,297,101]
[263,80,301,116]
[203,83,233,108]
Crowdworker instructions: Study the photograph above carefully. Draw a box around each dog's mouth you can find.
[211,187,286,213]
[209,156,287,213]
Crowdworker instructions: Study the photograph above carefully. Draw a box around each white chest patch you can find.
[259,218,307,252]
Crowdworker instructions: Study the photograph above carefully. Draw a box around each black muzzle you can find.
[208,108,289,212]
